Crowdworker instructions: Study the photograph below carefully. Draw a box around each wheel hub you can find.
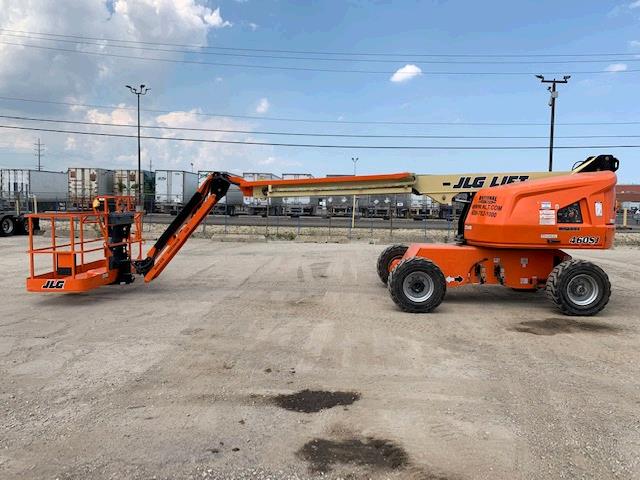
[566,274,599,306]
[402,272,434,302]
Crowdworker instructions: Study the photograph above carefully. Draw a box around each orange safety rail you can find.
[25,196,143,292]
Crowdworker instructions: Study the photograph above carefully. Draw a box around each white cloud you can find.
[630,0,640,8]
[203,7,232,28]
[605,63,628,72]
[86,104,135,125]
[64,137,77,151]
[390,64,422,83]
[0,1,244,171]
[258,156,276,165]
[0,1,232,104]
[629,40,640,49]
[255,98,270,114]
[257,155,302,168]
[248,22,258,31]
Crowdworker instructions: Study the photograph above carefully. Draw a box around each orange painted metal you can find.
[402,243,570,290]
[25,196,143,293]
[392,171,616,291]
[464,171,616,249]
[230,172,413,196]
[141,174,227,282]
[142,193,220,282]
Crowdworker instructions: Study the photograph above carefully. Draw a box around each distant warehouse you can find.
[616,184,640,209]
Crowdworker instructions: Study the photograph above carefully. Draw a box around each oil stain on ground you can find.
[509,318,621,336]
[297,437,409,473]
[272,389,360,413]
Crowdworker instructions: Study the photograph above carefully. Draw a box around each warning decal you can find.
[539,209,556,225]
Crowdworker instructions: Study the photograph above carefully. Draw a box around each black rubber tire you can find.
[17,217,30,235]
[0,216,16,237]
[388,257,446,313]
[376,244,408,285]
[545,259,611,316]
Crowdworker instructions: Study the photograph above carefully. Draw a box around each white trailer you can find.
[68,168,115,209]
[154,170,198,213]
[0,169,66,236]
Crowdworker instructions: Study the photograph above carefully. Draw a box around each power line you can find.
[0,28,635,58]
[1,95,639,127]
[1,123,640,150]
[2,40,640,76]
[2,31,639,65]
[4,113,640,140]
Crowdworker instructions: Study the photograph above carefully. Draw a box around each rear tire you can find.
[388,257,446,313]
[376,244,408,285]
[1,216,16,237]
[546,259,611,316]
[17,217,31,235]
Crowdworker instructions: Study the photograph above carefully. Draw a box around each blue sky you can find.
[0,0,639,182]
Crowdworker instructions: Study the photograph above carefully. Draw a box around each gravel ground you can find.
[1,236,639,479]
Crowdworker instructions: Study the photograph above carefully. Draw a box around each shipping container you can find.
[154,170,198,213]
[198,170,243,215]
[0,169,67,210]
[68,168,115,209]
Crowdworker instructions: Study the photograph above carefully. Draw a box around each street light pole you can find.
[351,157,359,229]
[535,75,570,172]
[125,84,150,208]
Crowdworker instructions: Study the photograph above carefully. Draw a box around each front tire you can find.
[388,257,446,313]
[377,244,408,285]
[546,260,611,316]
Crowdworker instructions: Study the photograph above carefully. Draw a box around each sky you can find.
[0,0,639,182]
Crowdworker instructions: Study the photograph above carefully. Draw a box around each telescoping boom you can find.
[24,155,619,316]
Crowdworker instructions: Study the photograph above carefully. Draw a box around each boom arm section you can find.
[136,155,619,283]
[133,171,415,283]
[133,172,235,282]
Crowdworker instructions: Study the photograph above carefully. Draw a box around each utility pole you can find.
[125,84,150,208]
[535,75,570,172]
[351,157,359,229]
[33,138,44,171]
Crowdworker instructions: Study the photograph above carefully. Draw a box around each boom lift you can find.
[25,155,618,316]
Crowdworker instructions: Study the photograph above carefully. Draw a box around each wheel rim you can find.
[2,218,12,234]
[566,274,599,306]
[402,271,434,302]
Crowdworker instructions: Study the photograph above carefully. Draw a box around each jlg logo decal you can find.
[452,175,530,189]
[42,280,65,289]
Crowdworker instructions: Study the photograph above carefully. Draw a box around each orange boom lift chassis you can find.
[25,155,619,316]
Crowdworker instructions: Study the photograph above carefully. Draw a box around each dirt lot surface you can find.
[1,237,639,479]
